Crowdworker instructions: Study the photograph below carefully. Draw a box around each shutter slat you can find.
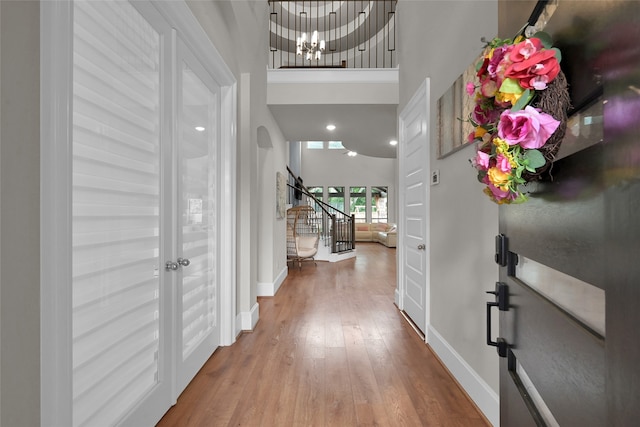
[74,116,158,156]
[74,266,157,307]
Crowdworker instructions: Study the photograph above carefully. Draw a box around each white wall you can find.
[397,0,500,417]
[0,2,41,425]
[301,146,397,223]
[257,120,288,288]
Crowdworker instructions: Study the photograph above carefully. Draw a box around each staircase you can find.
[287,167,356,262]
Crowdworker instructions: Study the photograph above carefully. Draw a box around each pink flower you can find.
[474,150,490,170]
[487,184,513,202]
[530,75,551,90]
[496,153,512,173]
[480,78,498,97]
[498,106,561,149]
[487,45,511,79]
[466,82,476,96]
[473,104,500,126]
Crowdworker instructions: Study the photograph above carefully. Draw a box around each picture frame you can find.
[276,171,287,219]
[437,52,485,159]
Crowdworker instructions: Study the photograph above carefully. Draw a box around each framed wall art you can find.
[276,171,287,219]
[437,52,484,159]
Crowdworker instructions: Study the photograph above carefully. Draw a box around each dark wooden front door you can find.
[494,1,640,425]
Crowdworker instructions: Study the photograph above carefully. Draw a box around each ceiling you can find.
[269,103,398,158]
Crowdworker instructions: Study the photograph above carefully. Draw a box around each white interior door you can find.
[175,41,221,392]
[397,79,430,334]
[71,2,172,426]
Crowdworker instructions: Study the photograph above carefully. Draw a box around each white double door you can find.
[69,2,221,425]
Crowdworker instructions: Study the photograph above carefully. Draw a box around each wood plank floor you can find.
[157,243,490,426]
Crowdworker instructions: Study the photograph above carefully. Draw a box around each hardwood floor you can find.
[157,243,490,426]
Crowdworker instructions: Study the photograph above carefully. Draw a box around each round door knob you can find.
[177,257,191,267]
[165,261,179,271]
[417,244,426,250]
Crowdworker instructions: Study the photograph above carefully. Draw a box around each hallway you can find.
[157,244,489,426]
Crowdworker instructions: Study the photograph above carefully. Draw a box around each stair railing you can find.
[286,166,355,253]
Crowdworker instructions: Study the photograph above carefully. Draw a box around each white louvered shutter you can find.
[72,1,162,425]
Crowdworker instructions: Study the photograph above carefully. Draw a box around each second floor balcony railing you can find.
[268,0,397,69]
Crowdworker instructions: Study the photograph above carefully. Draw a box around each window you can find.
[371,186,388,223]
[327,186,345,212]
[307,186,323,212]
[307,186,323,202]
[349,186,367,222]
[327,141,345,149]
[306,141,324,149]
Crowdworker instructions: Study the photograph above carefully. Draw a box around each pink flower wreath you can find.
[468,32,569,204]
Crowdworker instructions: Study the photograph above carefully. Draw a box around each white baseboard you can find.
[235,302,260,336]
[427,325,499,427]
[394,288,401,308]
[257,266,288,297]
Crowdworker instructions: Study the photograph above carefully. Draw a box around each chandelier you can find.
[296,30,325,60]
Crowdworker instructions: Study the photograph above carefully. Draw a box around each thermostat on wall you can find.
[431,169,440,185]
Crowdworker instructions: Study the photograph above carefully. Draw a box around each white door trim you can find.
[151,0,237,351]
[40,1,74,423]
[153,0,238,349]
[397,78,431,340]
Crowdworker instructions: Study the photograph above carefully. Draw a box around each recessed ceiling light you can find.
[195,126,205,132]
[390,140,398,146]
[326,124,336,131]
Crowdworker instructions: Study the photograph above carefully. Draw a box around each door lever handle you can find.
[486,301,507,358]
[166,258,190,271]
[486,282,509,358]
